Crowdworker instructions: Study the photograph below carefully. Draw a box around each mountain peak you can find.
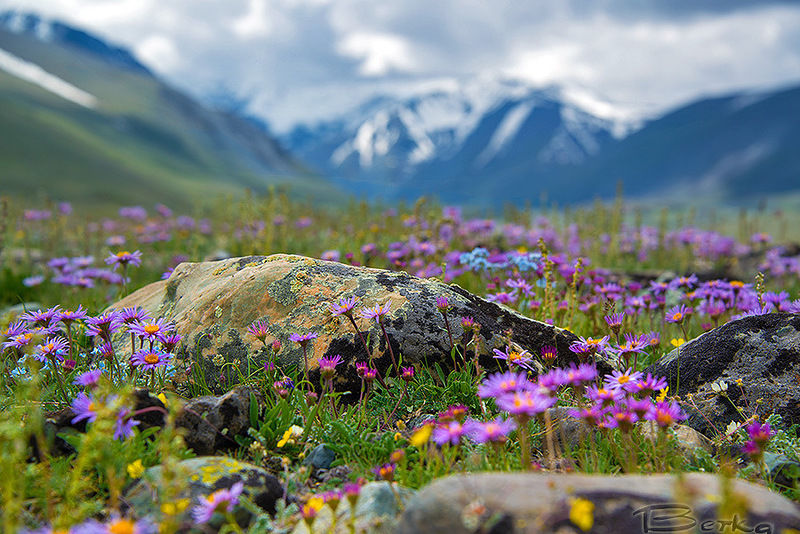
[0,10,152,76]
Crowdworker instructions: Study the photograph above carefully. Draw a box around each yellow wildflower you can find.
[670,338,685,347]
[656,386,669,403]
[276,425,304,448]
[409,424,433,447]
[394,432,402,441]
[569,497,594,532]
[126,459,145,479]
[161,498,190,516]
[157,392,168,405]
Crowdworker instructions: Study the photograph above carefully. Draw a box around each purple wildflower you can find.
[34,336,69,362]
[192,482,245,524]
[648,400,686,428]
[289,332,318,347]
[113,408,140,440]
[74,369,102,387]
[495,390,555,417]
[104,250,143,269]
[247,320,270,343]
[432,421,466,446]
[318,354,343,379]
[665,304,691,324]
[130,349,172,370]
[492,346,534,371]
[129,317,175,343]
[359,302,391,321]
[463,417,517,444]
[71,392,98,424]
[604,368,644,392]
[330,296,359,317]
[478,371,534,398]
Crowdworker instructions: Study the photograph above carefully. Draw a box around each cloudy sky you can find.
[2,0,800,131]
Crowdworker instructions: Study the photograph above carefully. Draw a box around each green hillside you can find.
[0,28,340,210]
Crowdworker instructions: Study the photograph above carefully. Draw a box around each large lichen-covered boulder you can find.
[397,472,800,534]
[110,254,586,394]
[646,313,800,435]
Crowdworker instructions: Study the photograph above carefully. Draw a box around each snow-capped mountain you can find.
[284,78,642,199]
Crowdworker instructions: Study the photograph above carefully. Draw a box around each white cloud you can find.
[337,31,415,76]
[135,35,180,73]
[0,0,799,131]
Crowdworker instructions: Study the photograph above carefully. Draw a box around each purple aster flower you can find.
[540,345,557,365]
[604,404,638,432]
[665,304,691,324]
[604,312,625,333]
[561,363,598,387]
[71,392,99,424]
[58,305,87,326]
[463,417,517,444]
[627,397,654,419]
[2,320,27,339]
[113,407,140,440]
[401,366,415,382]
[373,463,396,481]
[318,354,343,379]
[492,346,534,371]
[330,296,359,317]
[432,420,466,446]
[629,373,668,396]
[435,296,450,312]
[104,250,143,269]
[537,368,567,393]
[647,400,686,428]
[247,319,271,343]
[644,331,661,350]
[495,390,555,417]
[3,331,34,351]
[478,371,534,398]
[192,482,245,524]
[118,306,151,325]
[161,332,181,352]
[604,368,645,392]
[129,317,175,342]
[569,405,606,427]
[131,349,172,370]
[85,312,123,339]
[746,421,775,445]
[585,384,625,407]
[289,331,318,347]
[359,302,391,321]
[34,336,69,362]
[74,369,103,387]
[669,274,698,291]
[20,306,61,327]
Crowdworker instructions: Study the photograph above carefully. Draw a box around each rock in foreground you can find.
[397,472,800,534]
[647,313,800,435]
[111,254,588,393]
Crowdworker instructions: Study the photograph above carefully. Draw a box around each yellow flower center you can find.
[617,375,630,384]
[144,353,160,365]
[508,351,521,361]
[144,324,159,335]
[598,388,609,396]
[730,281,744,288]
[88,402,96,412]
[657,412,674,426]
[108,519,136,534]
[117,251,130,257]
[672,313,683,321]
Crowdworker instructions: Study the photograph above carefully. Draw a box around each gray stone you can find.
[303,443,336,471]
[397,472,800,534]
[1,302,43,321]
[123,456,283,532]
[646,313,800,435]
[175,385,262,455]
[109,254,603,395]
[292,481,415,534]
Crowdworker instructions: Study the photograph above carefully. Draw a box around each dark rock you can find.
[175,385,262,455]
[646,313,800,435]
[123,456,284,532]
[304,443,336,471]
[42,389,165,456]
[109,254,601,396]
[397,472,800,534]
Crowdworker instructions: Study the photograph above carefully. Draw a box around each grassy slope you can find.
[0,30,342,209]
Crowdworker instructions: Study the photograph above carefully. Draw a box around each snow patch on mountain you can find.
[0,47,97,108]
[476,101,534,166]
